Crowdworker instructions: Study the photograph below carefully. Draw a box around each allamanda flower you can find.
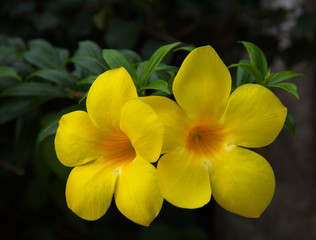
[141,46,287,217]
[55,67,164,226]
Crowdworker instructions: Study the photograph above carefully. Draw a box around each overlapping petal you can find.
[210,146,275,218]
[139,96,189,153]
[120,99,163,163]
[114,158,163,226]
[66,158,117,221]
[173,45,231,121]
[87,67,137,131]
[55,111,106,167]
[220,84,287,148]
[157,149,211,208]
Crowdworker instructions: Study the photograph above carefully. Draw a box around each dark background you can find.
[0,0,315,239]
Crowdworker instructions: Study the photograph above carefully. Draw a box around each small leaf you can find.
[102,49,137,80]
[36,104,86,149]
[239,41,268,79]
[268,82,299,99]
[140,80,171,95]
[26,69,81,90]
[0,97,48,124]
[66,56,108,75]
[140,42,181,86]
[175,46,195,52]
[235,60,255,87]
[1,82,70,98]
[229,63,263,84]
[267,71,304,85]
[285,112,296,140]
[118,49,142,65]
[77,76,97,85]
[0,66,21,80]
[76,40,104,61]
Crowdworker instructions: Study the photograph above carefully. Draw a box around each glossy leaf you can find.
[102,49,137,80]
[1,82,69,98]
[239,41,268,79]
[268,82,299,99]
[140,80,171,95]
[140,42,181,86]
[285,112,296,140]
[230,62,263,83]
[66,56,108,75]
[267,71,303,85]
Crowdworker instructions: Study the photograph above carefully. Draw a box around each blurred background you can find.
[0,0,315,239]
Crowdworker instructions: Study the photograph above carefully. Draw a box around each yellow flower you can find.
[141,46,287,218]
[54,67,164,226]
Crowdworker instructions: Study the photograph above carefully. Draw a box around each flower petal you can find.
[139,96,189,153]
[210,146,275,218]
[220,84,287,148]
[120,99,163,163]
[173,45,231,121]
[66,158,117,221]
[87,67,137,131]
[157,148,211,208]
[55,111,105,167]
[114,158,163,226]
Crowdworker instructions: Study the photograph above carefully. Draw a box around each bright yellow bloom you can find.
[141,46,287,217]
[55,67,164,226]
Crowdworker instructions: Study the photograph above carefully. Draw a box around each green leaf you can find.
[36,104,86,149]
[1,82,70,98]
[76,40,104,61]
[26,69,81,90]
[155,63,179,73]
[229,62,263,84]
[239,41,268,80]
[140,80,171,95]
[140,42,181,86]
[268,82,299,99]
[118,49,142,64]
[77,76,97,85]
[233,60,254,87]
[175,46,195,52]
[102,49,137,80]
[0,66,21,80]
[0,97,48,124]
[66,56,108,75]
[285,112,296,140]
[267,71,303,85]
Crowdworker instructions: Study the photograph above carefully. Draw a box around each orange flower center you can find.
[186,124,227,157]
[102,130,136,166]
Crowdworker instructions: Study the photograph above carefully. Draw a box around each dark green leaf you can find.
[118,49,142,65]
[235,60,255,87]
[76,40,104,61]
[66,56,108,75]
[102,49,137,80]
[229,63,263,83]
[26,69,81,89]
[267,71,304,85]
[77,76,97,85]
[285,112,296,139]
[175,46,195,52]
[140,42,181,86]
[155,64,179,73]
[36,104,86,149]
[0,66,21,80]
[268,82,299,99]
[239,41,268,80]
[140,80,171,95]
[0,97,48,124]
[1,82,69,98]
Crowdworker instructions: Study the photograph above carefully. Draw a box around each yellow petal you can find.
[87,67,137,131]
[210,146,275,218]
[139,96,189,153]
[114,158,163,226]
[66,158,117,221]
[120,99,163,163]
[220,84,287,148]
[55,111,106,167]
[157,148,211,208]
[173,45,231,121]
